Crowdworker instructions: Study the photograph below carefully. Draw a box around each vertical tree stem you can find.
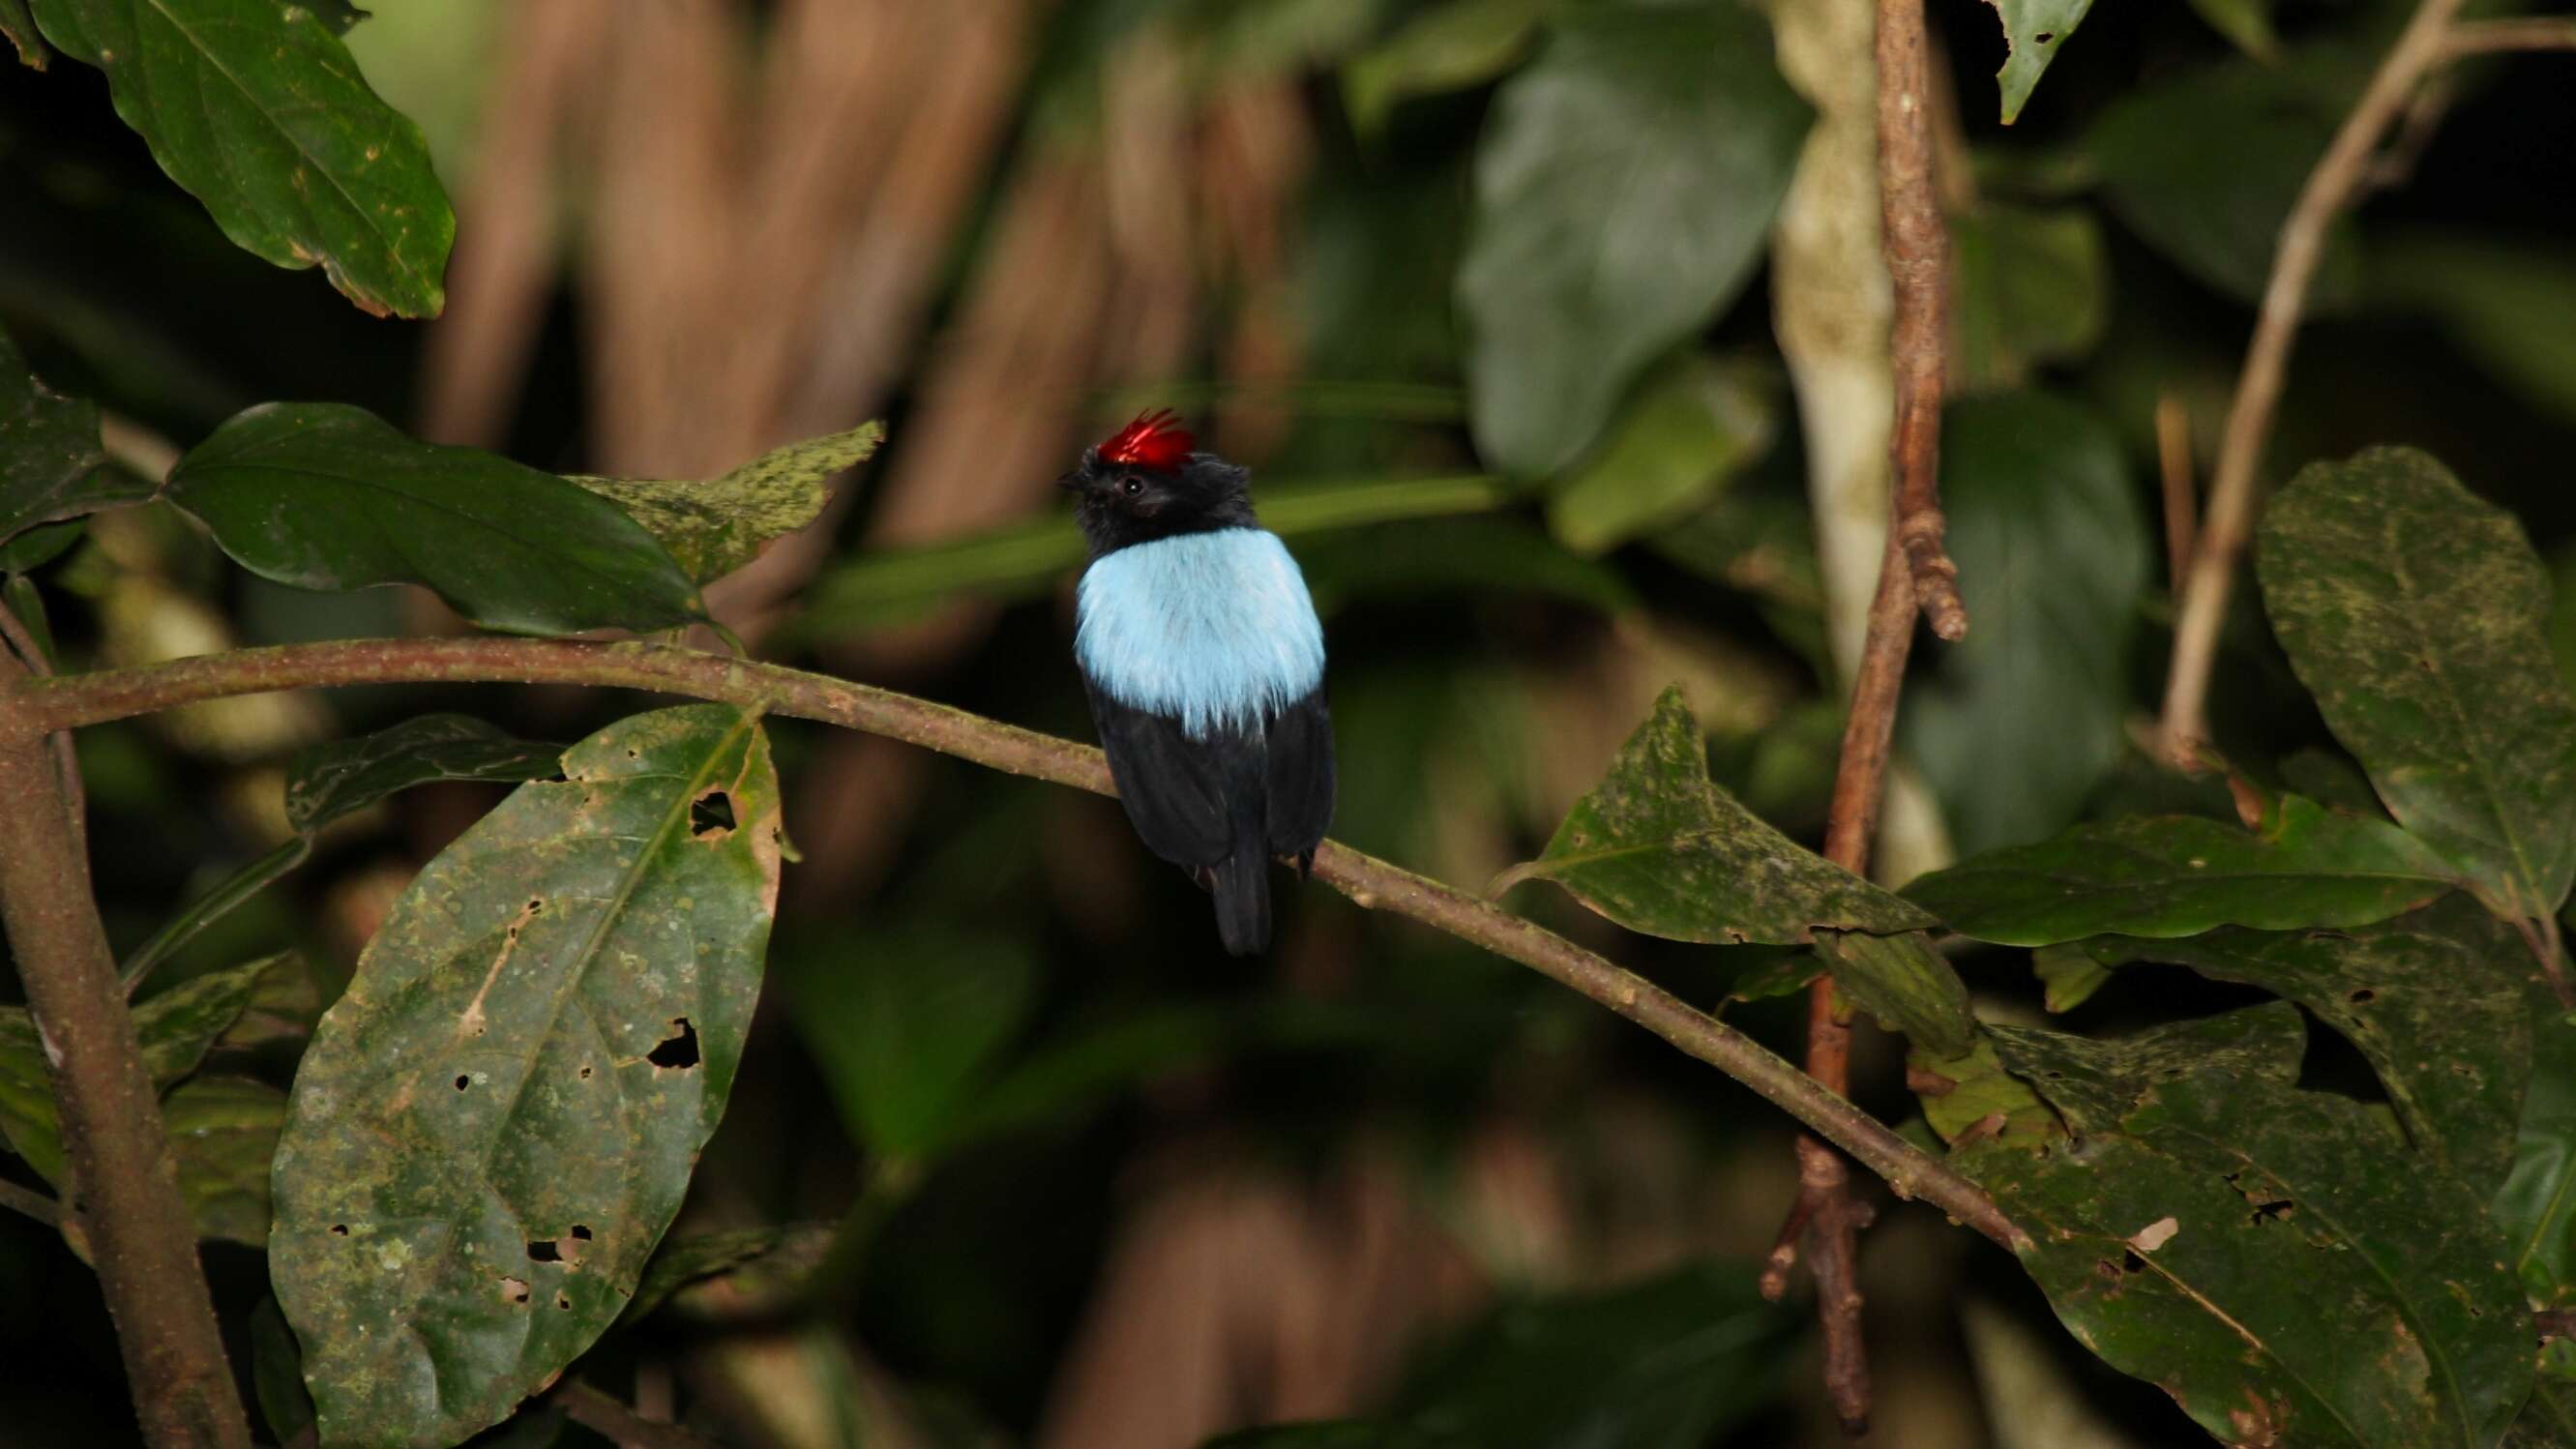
[0,723,251,1446]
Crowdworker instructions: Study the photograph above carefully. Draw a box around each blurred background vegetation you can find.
[4,0,2575,1443]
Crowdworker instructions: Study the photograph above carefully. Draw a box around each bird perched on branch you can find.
[1062,409,1334,955]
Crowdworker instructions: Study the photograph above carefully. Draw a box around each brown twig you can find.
[1757,0,1971,1430]
[550,1380,727,1449]
[0,595,88,867]
[2442,16,2576,57]
[2155,0,2472,760]
[2155,395,2199,597]
[0,1175,59,1227]
[1,636,2026,1251]
[0,653,250,1447]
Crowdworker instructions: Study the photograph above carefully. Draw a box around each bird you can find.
[1061,409,1334,956]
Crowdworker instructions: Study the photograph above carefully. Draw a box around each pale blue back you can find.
[1077,527,1325,739]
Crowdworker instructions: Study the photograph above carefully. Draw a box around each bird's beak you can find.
[1054,469,1087,493]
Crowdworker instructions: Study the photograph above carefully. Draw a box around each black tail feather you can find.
[1210,842,1270,957]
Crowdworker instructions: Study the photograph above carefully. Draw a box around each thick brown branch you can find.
[2157,0,2471,758]
[4,636,2026,1251]
[0,665,249,1446]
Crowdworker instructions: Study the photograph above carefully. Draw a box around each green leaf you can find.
[570,421,883,583]
[0,325,133,547]
[795,473,1510,637]
[1457,2,1809,476]
[787,927,1038,1161]
[2088,65,2354,307]
[949,1004,1250,1147]
[1901,392,2147,853]
[1990,1003,2307,1137]
[168,403,704,636]
[28,0,452,316]
[2258,446,2576,918]
[2510,1383,2576,1448]
[1910,1036,2061,1148]
[1983,0,2092,123]
[1342,0,1550,134]
[271,705,782,1449]
[2188,0,2277,59]
[286,713,565,834]
[1543,354,1775,556]
[2033,942,2112,1013]
[125,718,562,991]
[0,518,86,574]
[1813,931,1973,1057]
[2501,977,2576,1318]
[2368,232,2576,430]
[1907,795,2460,946]
[1961,1067,2532,1449]
[1950,206,2107,391]
[0,0,48,67]
[2079,898,2531,1197]
[252,1296,316,1444]
[0,951,276,1194]
[1495,686,1936,944]
[165,1075,286,1247]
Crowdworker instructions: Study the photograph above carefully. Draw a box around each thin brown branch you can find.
[2,636,2027,1251]
[1797,1136,1878,1435]
[0,1175,60,1227]
[2156,0,2471,760]
[549,1380,726,1449]
[2155,395,2199,597]
[2442,16,2576,57]
[1877,0,1965,645]
[0,656,250,1447]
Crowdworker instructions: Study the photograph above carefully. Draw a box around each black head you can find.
[1059,410,1257,555]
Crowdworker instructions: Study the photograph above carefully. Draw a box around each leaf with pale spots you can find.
[28,0,453,316]
[1959,1063,2532,1448]
[270,705,782,1449]
[571,421,883,583]
[2258,447,2576,920]
[1495,686,1935,943]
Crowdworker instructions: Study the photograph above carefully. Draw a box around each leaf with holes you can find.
[1458,2,1809,475]
[2077,898,2530,1197]
[2259,446,2576,920]
[1905,795,2460,946]
[0,324,136,547]
[1960,1065,2532,1448]
[1982,0,2091,123]
[570,421,883,583]
[1495,686,1935,943]
[270,705,782,1448]
[0,953,274,1183]
[168,403,703,636]
[28,0,452,316]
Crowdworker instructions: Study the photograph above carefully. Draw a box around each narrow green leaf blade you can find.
[0,0,48,68]
[1813,931,1973,1057]
[1905,796,2460,946]
[0,325,133,545]
[2258,446,2576,918]
[1984,0,2092,123]
[28,0,452,316]
[1458,3,1810,475]
[570,421,883,583]
[286,714,564,835]
[271,705,782,1448]
[1497,686,1936,943]
[2080,898,2531,1196]
[1962,1068,2532,1448]
[166,1075,287,1247]
[786,928,1038,1160]
[169,403,703,636]
[2187,0,2277,59]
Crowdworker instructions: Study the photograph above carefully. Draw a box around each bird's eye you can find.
[1121,478,1143,497]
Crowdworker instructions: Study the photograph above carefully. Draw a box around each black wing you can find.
[1263,684,1334,863]
[1083,676,1233,870]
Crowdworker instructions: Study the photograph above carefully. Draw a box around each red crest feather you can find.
[1096,408,1195,471]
